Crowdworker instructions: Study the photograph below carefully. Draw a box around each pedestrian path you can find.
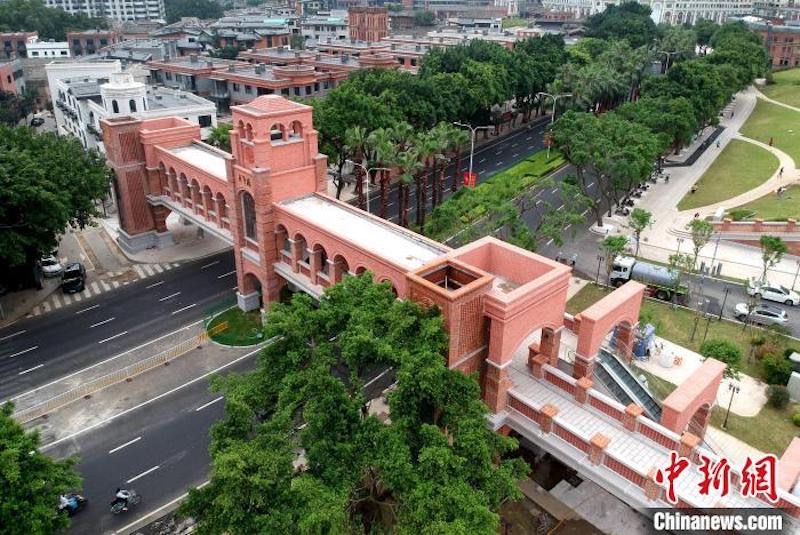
[755,88,800,114]
[26,262,180,317]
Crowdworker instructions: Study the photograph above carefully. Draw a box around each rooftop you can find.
[169,144,228,180]
[282,195,448,271]
[236,94,309,115]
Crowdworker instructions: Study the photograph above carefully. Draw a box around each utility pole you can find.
[345,160,390,215]
[537,92,573,125]
[722,383,740,430]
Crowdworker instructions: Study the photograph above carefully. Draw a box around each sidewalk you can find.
[608,86,800,287]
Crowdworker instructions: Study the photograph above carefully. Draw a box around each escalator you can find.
[596,348,662,421]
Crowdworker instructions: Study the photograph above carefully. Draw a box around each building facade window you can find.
[241,191,257,240]
[129,99,137,112]
[112,100,119,113]
[198,115,212,127]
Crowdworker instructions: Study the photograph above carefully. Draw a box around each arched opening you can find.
[202,185,213,218]
[380,278,398,297]
[158,163,168,194]
[190,179,201,212]
[240,272,263,310]
[289,120,302,139]
[216,192,228,227]
[237,120,245,137]
[687,402,711,438]
[129,99,137,112]
[245,122,253,141]
[240,191,257,241]
[178,173,189,205]
[313,243,329,277]
[355,266,367,276]
[269,123,285,142]
[112,99,119,113]
[275,224,290,261]
[294,233,310,265]
[332,254,349,283]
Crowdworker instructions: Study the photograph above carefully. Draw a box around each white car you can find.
[40,255,64,278]
[734,302,789,327]
[746,279,800,306]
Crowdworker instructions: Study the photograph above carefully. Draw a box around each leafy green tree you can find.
[0,126,108,278]
[694,19,719,49]
[0,403,82,534]
[0,90,35,126]
[413,10,435,26]
[206,122,232,152]
[759,235,788,283]
[628,208,653,257]
[602,235,629,282]
[763,355,793,386]
[700,339,742,380]
[616,96,698,152]
[165,0,223,23]
[0,0,107,40]
[642,61,729,127]
[181,274,528,534]
[686,218,714,272]
[657,25,697,68]
[209,45,240,60]
[584,3,657,48]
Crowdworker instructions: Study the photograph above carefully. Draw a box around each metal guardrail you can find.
[13,321,229,424]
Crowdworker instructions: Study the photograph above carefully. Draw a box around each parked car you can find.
[40,255,64,278]
[61,263,85,293]
[734,302,789,327]
[30,117,44,127]
[746,278,800,306]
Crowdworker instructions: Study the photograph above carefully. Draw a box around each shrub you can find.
[762,354,794,385]
[700,339,742,380]
[728,208,755,221]
[767,385,790,409]
[793,413,800,427]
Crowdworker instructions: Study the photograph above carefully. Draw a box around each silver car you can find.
[40,255,64,278]
[734,302,789,327]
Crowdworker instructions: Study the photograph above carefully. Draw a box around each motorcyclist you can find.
[59,494,78,513]
[113,488,131,511]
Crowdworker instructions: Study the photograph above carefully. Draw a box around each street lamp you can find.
[537,92,573,124]
[657,50,680,73]
[453,122,492,185]
[722,382,740,430]
[676,237,685,255]
[793,260,800,292]
[345,159,389,215]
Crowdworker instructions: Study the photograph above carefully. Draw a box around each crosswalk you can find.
[26,262,180,318]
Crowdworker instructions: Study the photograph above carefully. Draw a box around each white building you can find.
[42,0,165,21]
[539,0,752,24]
[52,70,217,153]
[300,15,349,43]
[27,41,71,59]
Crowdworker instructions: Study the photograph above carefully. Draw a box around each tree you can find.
[181,274,528,534]
[767,385,790,408]
[616,96,698,153]
[0,0,107,41]
[763,355,793,386]
[206,122,232,152]
[0,90,35,126]
[0,126,108,283]
[584,3,657,48]
[209,45,240,60]
[602,235,629,283]
[344,126,369,210]
[165,0,223,23]
[0,403,82,534]
[413,10,435,26]
[699,339,742,380]
[628,208,653,257]
[694,19,719,50]
[686,218,714,272]
[667,253,693,291]
[759,235,788,283]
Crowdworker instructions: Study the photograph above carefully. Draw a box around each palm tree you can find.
[366,128,393,218]
[394,149,422,228]
[344,126,368,210]
[414,132,438,228]
[429,123,452,210]
[450,128,470,193]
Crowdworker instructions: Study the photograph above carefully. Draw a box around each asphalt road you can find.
[45,350,258,535]
[0,251,237,401]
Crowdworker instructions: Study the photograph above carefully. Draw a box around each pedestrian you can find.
[694,212,700,219]
[716,140,721,149]
[691,185,698,194]
[780,166,784,177]
[769,137,774,147]
[731,110,734,118]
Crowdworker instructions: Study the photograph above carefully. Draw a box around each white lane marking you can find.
[109,436,142,454]
[8,346,38,358]
[479,158,486,163]
[0,330,26,342]
[565,224,572,230]
[588,181,595,188]
[528,145,535,150]
[126,465,160,484]
[512,153,519,159]
[495,161,503,166]
[90,317,115,328]
[201,260,220,270]
[526,136,533,141]
[557,204,564,210]
[111,281,120,289]
[6,320,206,405]
[152,264,164,273]
[90,282,101,294]
[41,345,264,451]
[146,280,164,289]
[536,200,543,206]
[98,331,128,344]
[112,481,210,535]
[142,265,155,276]
[551,188,559,194]
[217,270,236,279]
[159,292,180,302]
[100,281,111,292]
[62,294,73,306]
[18,364,44,375]
[195,396,224,412]
[171,303,196,315]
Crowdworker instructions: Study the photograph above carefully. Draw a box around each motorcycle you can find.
[59,493,87,517]
[110,490,141,515]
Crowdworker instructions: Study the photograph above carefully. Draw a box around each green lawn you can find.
[731,184,800,221]
[740,99,800,164]
[677,139,779,211]
[207,307,264,346]
[761,69,800,108]
[567,283,800,454]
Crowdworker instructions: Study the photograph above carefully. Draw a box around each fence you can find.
[13,321,228,424]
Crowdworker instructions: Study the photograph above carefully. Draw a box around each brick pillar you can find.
[645,468,663,501]
[575,377,593,404]
[530,353,548,378]
[541,404,558,433]
[152,205,169,233]
[484,363,512,412]
[309,247,320,285]
[573,353,595,380]
[291,239,303,273]
[213,197,221,225]
[754,218,764,232]
[788,219,797,232]
[624,403,643,432]
[679,432,701,461]
[589,433,610,465]
[202,188,211,218]
[721,217,732,231]
[540,327,562,367]
[617,323,636,364]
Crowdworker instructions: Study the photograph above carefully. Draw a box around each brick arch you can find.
[354,265,368,275]
[190,178,202,212]
[660,359,725,439]
[269,122,287,142]
[245,122,254,141]
[178,173,189,205]
[293,232,310,263]
[378,276,398,297]
[289,120,303,139]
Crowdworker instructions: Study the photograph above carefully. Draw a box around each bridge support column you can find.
[530,353,548,379]
[624,403,643,432]
[617,323,636,364]
[541,326,562,366]
[589,432,609,465]
[484,362,512,412]
[679,432,700,462]
[237,291,261,312]
[572,353,595,380]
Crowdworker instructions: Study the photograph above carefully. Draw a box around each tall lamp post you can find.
[657,50,681,74]
[345,160,389,215]
[537,92,572,124]
[453,122,492,185]
[722,382,740,430]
